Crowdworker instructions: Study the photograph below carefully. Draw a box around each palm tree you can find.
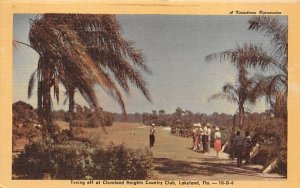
[206,16,287,121]
[208,67,259,128]
[206,16,287,132]
[26,15,114,138]
[21,14,151,138]
[206,41,264,127]
[44,14,151,133]
[247,16,287,121]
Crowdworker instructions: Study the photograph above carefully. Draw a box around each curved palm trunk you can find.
[68,87,75,136]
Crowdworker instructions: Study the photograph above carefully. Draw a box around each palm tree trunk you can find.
[43,79,53,138]
[68,87,75,136]
[38,64,54,140]
[37,81,48,140]
[238,104,245,127]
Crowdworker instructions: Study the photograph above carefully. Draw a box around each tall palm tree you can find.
[206,16,287,122]
[25,14,151,137]
[26,15,115,138]
[42,14,151,133]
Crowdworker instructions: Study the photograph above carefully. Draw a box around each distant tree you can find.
[158,110,165,116]
[12,101,38,127]
[152,110,157,116]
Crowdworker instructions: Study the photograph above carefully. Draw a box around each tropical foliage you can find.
[16,14,151,138]
[206,16,287,122]
[205,15,287,175]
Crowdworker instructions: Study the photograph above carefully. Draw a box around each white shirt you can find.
[214,131,221,139]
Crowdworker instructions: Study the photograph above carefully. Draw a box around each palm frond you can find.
[208,91,238,104]
[63,96,68,106]
[53,78,60,104]
[29,14,151,118]
[248,16,287,58]
[28,70,36,98]
[222,83,237,94]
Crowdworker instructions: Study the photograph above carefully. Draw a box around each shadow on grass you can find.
[153,157,284,179]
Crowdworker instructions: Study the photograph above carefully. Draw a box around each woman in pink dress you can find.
[214,127,222,158]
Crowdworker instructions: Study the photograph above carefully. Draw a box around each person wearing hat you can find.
[149,124,156,148]
[206,124,212,153]
[202,125,208,153]
[214,127,222,158]
[192,126,199,150]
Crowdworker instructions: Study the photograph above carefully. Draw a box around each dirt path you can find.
[149,126,285,180]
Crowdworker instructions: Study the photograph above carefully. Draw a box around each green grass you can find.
[55,120,70,130]
[46,121,287,180]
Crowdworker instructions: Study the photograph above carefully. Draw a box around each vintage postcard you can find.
[0,0,300,188]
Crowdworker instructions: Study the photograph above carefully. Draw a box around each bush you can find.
[250,119,287,176]
[93,143,153,179]
[52,129,72,144]
[13,142,153,179]
[276,146,287,176]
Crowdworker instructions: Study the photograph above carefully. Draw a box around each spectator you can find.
[244,131,252,164]
[206,124,212,153]
[214,127,222,158]
[233,131,244,167]
[202,125,208,153]
[229,127,236,160]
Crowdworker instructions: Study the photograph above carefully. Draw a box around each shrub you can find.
[52,130,72,144]
[250,119,287,176]
[276,146,287,176]
[13,142,153,180]
[93,143,153,179]
[12,125,41,144]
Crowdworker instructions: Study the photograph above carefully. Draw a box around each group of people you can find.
[149,123,253,167]
[192,123,222,157]
[230,129,252,167]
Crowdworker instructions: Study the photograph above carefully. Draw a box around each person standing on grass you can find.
[206,124,212,153]
[198,127,203,151]
[214,127,222,158]
[192,127,198,150]
[233,131,244,167]
[229,127,236,160]
[149,124,155,148]
[244,131,252,164]
[193,127,202,151]
[202,125,208,153]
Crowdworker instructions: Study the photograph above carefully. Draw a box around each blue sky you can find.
[13,14,282,114]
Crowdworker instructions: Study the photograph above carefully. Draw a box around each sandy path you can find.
[149,127,285,180]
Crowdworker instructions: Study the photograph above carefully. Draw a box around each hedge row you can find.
[13,142,153,179]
